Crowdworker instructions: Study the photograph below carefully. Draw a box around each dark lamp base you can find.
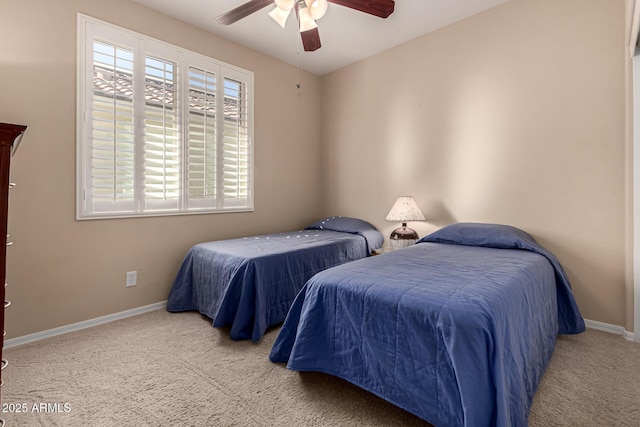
[389,225,419,250]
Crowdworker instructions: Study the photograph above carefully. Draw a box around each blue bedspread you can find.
[270,223,585,426]
[167,223,381,341]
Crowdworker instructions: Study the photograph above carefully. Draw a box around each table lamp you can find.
[385,196,425,249]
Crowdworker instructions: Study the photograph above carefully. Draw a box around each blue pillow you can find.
[418,222,538,249]
[305,216,378,233]
[305,216,384,253]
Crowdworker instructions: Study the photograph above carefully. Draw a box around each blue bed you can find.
[270,223,585,427]
[167,216,383,341]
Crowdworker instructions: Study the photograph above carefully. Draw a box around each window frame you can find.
[76,14,254,220]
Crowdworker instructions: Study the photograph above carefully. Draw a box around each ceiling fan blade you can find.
[216,0,274,25]
[327,0,395,18]
[294,3,322,51]
[301,28,322,51]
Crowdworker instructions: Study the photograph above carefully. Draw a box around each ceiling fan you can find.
[216,0,395,52]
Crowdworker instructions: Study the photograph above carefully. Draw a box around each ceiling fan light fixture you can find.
[298,6,318,32]
[268,6,291,28]
[274,0,296,11]
[305,0,328,20]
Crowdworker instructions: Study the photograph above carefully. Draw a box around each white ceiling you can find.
[132,0,512,76]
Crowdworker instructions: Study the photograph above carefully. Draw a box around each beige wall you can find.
[0,0,322,338]
[320,0,630,328]
[0,0,633,338]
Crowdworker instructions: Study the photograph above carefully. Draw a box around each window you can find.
[77,15,253,219]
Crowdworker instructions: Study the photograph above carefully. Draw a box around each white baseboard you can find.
[3,306,636,348]
[585,319,636,342]
[4,301,167,349]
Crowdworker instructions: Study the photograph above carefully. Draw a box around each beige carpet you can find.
[2,309,639,426]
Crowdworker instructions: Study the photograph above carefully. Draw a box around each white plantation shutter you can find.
[222,77,250,207]
[187,67,217,208]
[143,56,180,211]
[89,41,136,213]
[77,15,253,219]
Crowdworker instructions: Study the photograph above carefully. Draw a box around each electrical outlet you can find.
[126,271,137,287]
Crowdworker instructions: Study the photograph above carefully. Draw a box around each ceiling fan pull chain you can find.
[296,28,302,89]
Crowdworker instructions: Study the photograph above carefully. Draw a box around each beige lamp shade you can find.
[298,7,318,32]
[305,0,328,20]
[385,196,425,222]
[268,0,327,34]
[274,0,295,10]
[268,7,291,28]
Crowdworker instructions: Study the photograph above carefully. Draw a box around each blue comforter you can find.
[270,223,585,426]
[167,218,383,341]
